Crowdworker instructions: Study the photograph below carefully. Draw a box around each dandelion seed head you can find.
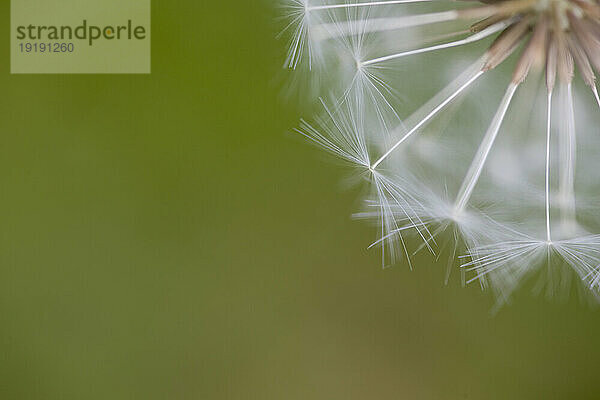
[282,0,600,306]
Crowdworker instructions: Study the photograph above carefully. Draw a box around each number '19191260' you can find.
[19,43,74,53]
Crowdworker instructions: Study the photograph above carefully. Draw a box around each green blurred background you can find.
[0,1,599,399]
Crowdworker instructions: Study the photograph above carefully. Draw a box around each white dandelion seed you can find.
[279,0,324,70]
[281,0,600,304]
[464,70,600,303]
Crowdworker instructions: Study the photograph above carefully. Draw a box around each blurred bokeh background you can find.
[0,1,599,399]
